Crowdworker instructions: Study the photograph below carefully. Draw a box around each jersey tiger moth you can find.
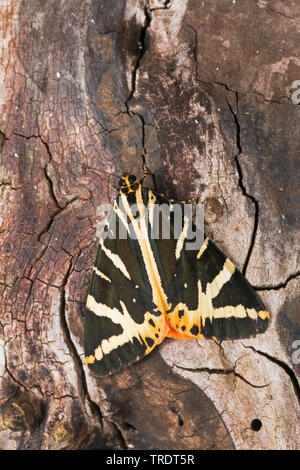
[84,173,269,376]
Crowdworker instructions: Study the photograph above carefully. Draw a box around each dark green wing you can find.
[84,189,168,376]
[145,190,269,340]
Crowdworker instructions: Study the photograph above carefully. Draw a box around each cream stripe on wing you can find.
[121,188,170,314]
[168,255,247,329]
[93,266,111,283]
[86,296,166,361]
[99,238,131,280]
[147,190,156,229]
[113,200,131,235]
[211,305,257,320]
[197,237,209,259]
[207,258,235,299]
[175,216,189,260]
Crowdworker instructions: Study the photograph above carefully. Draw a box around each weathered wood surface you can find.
[0,0,300,450]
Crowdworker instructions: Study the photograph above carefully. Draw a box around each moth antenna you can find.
[109,184,118,192]
[86,112,163,182]
[85,167,120,179]
[129,113,163,175]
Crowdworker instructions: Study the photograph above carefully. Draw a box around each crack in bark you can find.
[184,21,199,79]
[195,69,291,106]
[110,421,128,450]
[127,0,173,106]
[173,363,270,389]
[243,345,300,408]
[169,405,184,427]
[124,1,155,179]
[36,131,68,214]
[149,0,172,11]
[1,130,107,443]
[0,129,6,152]
[12,131,62,210]
[12,131,82,211]
[181,409,226,441]
[58,259,104,437]
[125,1,151,112]
[36,168,63,243]
[36,194,85,243]
[185,26,261,276]
[4,366,27,392]
[186,25,298,292]
[249,88,289,104]
[263,1,297,20]
[226,95,259,276]
[254,270,300,291]
[43,164,62,210]
[3,342,28,392]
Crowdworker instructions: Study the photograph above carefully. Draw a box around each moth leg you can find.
[178,194,200,204]
[157,193,200,205]
[142,160,158,191]
[143,162,153,178]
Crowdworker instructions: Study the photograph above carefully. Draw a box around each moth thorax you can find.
[118,173,141,194]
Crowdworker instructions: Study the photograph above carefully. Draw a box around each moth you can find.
[84,171,269,376]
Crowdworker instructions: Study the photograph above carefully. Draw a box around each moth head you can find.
[118,173,140,194]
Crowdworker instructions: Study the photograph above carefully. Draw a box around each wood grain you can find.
[0,0,299,449]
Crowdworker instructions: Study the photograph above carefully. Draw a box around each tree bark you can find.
[0,0,300,450]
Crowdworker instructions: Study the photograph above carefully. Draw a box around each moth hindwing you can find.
[84,174,269,376]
